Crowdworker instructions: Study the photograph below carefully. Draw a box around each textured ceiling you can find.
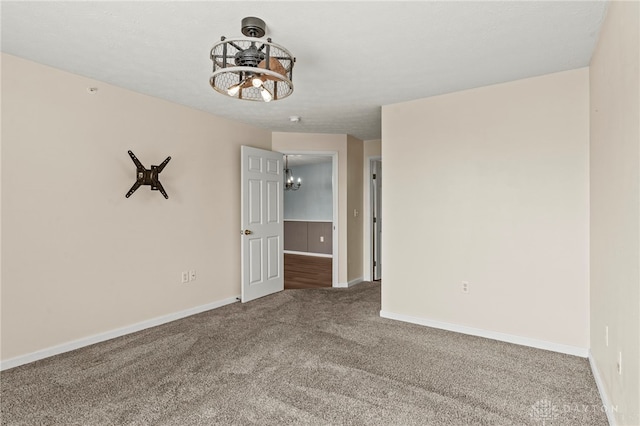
[1,1,608,141]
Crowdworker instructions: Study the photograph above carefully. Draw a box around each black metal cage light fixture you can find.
[210,17,295,102]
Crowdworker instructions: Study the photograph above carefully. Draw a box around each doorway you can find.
[281,152,338,289]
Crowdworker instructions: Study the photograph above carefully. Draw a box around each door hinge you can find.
[372,173,377,179]
[373,217,377,223]
[374,260,377,267]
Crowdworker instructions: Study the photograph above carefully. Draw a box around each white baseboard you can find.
[284,250,332,258]
[0,296,239,371]
[349,277,364,287]
[589,350,617,426]
[379,310,589,358]
[334,277,364,288]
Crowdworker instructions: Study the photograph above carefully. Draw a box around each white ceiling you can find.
[1,1,608,141]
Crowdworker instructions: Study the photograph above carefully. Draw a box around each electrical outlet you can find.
[189,270,196,281]
[617,351,622,375]
[605,326,609,347]
[461,281,469,294]
[181,271,189,284]
[320,236,324,242]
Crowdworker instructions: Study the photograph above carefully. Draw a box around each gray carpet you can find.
[1,282,607,425]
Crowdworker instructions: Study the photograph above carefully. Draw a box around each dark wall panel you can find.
[307,222,332,254]
[284,221,308,252]
[284,221,332,255]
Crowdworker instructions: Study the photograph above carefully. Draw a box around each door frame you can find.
[364,156,382,282]
[371,158,382,281]
[281,150,339,287]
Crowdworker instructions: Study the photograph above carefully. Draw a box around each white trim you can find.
[379,310,589,357]
[589,350,617,426]
[284,250,332,258]
[279,150,339,288]
[335,277,364,288]
[283,219,332,223]
[364,155,382,283]
[329,153,339,288]
[349,277,364,287]
[0,296,239,371]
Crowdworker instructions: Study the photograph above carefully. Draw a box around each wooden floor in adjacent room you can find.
[284,253,332,289]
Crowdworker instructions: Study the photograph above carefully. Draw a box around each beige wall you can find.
[363,140,382,281]
[347,135,363,282]
[381,68,590,350]
[1,54,271,361]
[364,139,382,160]
[590,1,640,424]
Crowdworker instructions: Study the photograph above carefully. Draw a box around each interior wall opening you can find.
[281,153,337,289]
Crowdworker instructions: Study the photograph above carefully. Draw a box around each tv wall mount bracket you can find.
[125,150,171,199]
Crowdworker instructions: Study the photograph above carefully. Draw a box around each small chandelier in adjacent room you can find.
[284,155,302,191]
[210,17,295,102]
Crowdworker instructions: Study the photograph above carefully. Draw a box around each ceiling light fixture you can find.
[210,17,295,102]
[284,155,302,191]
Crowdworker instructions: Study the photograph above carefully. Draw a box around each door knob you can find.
[243,229,253,235]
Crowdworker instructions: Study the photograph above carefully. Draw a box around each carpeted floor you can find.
[1,282,607,425]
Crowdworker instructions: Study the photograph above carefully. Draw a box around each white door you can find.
[241,146,284,302]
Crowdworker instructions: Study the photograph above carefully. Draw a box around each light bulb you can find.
[260,86,273,102]
[251,76,264,88]
[227,84,241,96]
